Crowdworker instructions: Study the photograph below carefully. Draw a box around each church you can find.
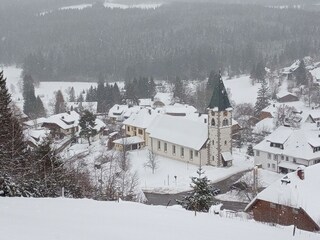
[122,76,233,167]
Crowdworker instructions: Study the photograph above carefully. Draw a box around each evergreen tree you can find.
[68,87,76,102]
[79,110,97,146]
[23,75,37,118]
[112,83,121,104]
[246,144,254,156]
[254,80,270,117]
[0,71,26,175]
[54,90,66,114]
[96,79,105,113]
[173,76,185,103]
[294,59,308,86]
[177,167,213,213]
[35,96,46,118]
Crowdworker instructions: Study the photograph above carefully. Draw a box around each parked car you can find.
[209,186,221,196]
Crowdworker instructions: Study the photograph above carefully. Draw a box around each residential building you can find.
[254,124,320,174]
[245,165,320,232]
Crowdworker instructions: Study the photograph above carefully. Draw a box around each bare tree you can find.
[144,149,158,174]
[274,104,300,128]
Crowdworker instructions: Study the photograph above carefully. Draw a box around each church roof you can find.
[208,74,231,111]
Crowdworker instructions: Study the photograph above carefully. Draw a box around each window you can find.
[212,156,215,161]
[127,126,130,131]
[172,145,176,155]
[268,153,271,159]
[281,155,284,160]
[267,163,270,168]
[222,119,229,126]
[204,119,207,124]
[158,141,161,150]
[211,118,215,126]
[212,140,214,145]
[256,150,260,156]
[293,158,297,163]
[164,143,167,152]
[138,129,143,135]
[272,163,275,169]
[286,156,289,161]
[181,147,184,157]
[190,150,193,160]
[224,140,227,145]
[211,110,215,116]
[274,155,278,161]
[195,151,199,157]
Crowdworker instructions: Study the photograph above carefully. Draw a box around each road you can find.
[144,170,251,212]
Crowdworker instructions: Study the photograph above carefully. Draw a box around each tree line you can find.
[2,3,320,81]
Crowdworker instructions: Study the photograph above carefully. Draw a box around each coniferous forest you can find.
[1,0,320,82]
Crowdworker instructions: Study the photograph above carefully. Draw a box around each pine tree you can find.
[0,71,26,175]
[23,75,37,118]
[246,144,254,156]
[112,83,121,104]
[79,110,97,146]
[35,96,46,118]
[68,87,76,102]
[254,80,270,117]
[177,167,213,212]
[173,76,185,103]
[54,90,66,114]
[96,79,105,113]
[294,60,308,86]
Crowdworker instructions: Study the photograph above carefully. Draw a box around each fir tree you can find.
[0,71,26,174]
[254,80,270,117]
[294,60,308,86]
[112,83,121,104]
[79,110,97,146]
[35,96,46,118]
[177,167,213,212]
[96,79,105,113]
[246,144,254,156]
[23,75,37,118]
[173,76,185,103]
[68,87,76,102]
[54,90,66,114]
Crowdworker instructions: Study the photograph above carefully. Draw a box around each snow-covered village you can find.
[1,1,320,239]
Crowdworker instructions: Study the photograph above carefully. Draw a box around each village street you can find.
[144,170,250,211]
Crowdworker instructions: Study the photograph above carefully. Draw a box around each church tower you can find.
[207,73,233,167]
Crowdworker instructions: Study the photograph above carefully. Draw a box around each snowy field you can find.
[65,138,253,194]
[223,75,261,105]
[0,197,318,240]
[1,66,124,114]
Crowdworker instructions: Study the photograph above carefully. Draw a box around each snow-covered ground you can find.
[0,197,318,240]
[223,75,261,105]
[104,2,163,9]
[60,4,93,10]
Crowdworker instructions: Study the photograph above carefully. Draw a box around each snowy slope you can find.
[0,197,318,240]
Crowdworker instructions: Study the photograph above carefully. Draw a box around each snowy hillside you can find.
[0,198,318,240]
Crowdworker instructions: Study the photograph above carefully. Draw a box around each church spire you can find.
[208,71,231,111]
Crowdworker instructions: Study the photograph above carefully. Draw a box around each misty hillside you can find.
[2,1,320,81]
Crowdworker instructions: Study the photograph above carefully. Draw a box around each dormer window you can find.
[270,142,283,149]
[313,146,320,153]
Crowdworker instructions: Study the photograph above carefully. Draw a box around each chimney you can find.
[297,167,305,180]
[117,106,119,110]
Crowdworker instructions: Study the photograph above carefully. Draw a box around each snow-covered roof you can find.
[138,98,153,107]
[123,108,159,129]
[222,152,233,162]
[184,113,208,124]
[108,104,128,117]
[123,106,142,119]
[153,92,173,106]
[253,118,274,134]
[246,164,320,227]
[94,119,106,131]
[276,91,297,99]
[43,111,80,130]
[24,117,47,127]
[147,115,208,150]
[307,109,320,121]
[66,102,98,113]
[282,60,300,74]
[24,129,50,146]
[164,103,197,115]
[254,124,320,160]
[113,136,144,145]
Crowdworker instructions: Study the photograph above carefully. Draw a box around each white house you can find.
[305,109,320,127]
[254,124,320,174]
